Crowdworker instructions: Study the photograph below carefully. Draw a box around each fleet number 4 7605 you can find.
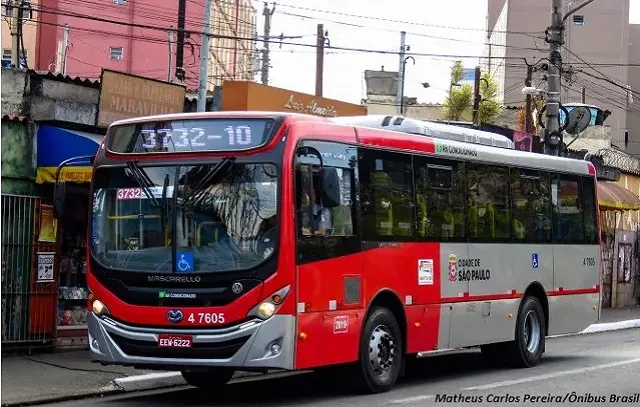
[187,313,225,324]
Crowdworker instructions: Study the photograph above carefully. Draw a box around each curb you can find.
[3,319,639,406]
[547,318,640,339]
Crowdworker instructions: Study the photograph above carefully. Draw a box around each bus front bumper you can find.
[88,312,295,371]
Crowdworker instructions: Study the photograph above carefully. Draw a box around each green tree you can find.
[477,71,501,124]
[442,61,473,121]
[441,62,503,124]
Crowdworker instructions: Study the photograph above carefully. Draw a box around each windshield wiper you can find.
[181,157,235,208]
[126,162,160,207]
[161,173,169,239]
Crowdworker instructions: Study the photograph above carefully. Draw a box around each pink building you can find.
[36,0,206,90]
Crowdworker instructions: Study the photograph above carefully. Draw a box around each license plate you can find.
[158,334,193,348]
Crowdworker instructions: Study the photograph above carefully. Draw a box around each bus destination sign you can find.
[106,118,275,154]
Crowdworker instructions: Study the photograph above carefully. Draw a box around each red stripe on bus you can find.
[548,287,599,296]
[441,286,599,303]
[441,292,522,303]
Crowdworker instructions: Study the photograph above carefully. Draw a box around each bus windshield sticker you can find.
[116,186,175,200]
[176,252,194,273]
[532,253,539,269]
[333,316,349,334]
[418,259,434,286]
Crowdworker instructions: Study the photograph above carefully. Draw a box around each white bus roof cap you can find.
[331,115,515,149]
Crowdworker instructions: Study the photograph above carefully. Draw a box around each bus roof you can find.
[102,111,594,176]
[331,115,515,149]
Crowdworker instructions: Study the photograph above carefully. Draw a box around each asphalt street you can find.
[44,329,640,406]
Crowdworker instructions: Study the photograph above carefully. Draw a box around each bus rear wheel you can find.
[352,306,403,394]
[481,296,545,368]
[508,295,546,368]
[181,369,234,389]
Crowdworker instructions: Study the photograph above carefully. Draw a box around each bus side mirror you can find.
[321,167,340,208]
[53,180,66,219]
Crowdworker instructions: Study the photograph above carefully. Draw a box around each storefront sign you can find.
[221,81,367,117]
[284,95,337,117]
[39,205,57,243]
[97,70,186,127]
[37,252,55,283]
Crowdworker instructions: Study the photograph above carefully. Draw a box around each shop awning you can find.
[36,126,104,184]
[597,181,640,211]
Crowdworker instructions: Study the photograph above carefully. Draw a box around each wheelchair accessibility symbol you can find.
[176,252,194,273]
[532,253,539,269]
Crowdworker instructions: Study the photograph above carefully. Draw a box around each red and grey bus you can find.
[52,112,600,394]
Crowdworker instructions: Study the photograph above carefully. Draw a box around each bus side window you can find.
[295,143,356,238]
[510,169,552,242]
[414,157,466,240]
[466,163,511,241]
[359,148,415,240]
[581,176,598,244]
[551,176,584,243]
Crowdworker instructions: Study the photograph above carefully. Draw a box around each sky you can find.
[253,0,640,106]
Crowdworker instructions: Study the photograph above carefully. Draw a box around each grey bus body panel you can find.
[88,313,295,370]
[437,242,599,350]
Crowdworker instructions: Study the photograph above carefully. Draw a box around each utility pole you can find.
[9,0,20,67]
[525,64,533,133]
[472,66,481,125]
[396,31,406,115]
[62,24,69,75]
[260,2,276,85]
[544,0,563,156]
[581,86,586,103]
[175,0,187,82]
[197,0,212,112]
[167,27,175,82]
[315,24,325,97]
[544,0,596,155]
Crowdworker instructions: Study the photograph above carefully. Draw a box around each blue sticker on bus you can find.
[532,253,539,269]
[176,252,194,273]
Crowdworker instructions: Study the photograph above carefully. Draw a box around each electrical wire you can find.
[11,4,542,60]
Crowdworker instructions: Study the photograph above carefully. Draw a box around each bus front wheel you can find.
[181,369,234,389]
[353,306,403,393]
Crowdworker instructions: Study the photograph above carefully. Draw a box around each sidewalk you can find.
[2,307,640,407]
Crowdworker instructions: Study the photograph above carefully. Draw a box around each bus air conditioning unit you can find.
[331,115,515,150]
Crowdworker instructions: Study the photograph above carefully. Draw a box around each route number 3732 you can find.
[583,257,595,267]
[187,313,225,324]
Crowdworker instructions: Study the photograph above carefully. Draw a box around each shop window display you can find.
[57,193,89,329]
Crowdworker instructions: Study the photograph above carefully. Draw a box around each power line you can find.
[12,4,537,61]
[271,1,544,35]
[275,9,549,53]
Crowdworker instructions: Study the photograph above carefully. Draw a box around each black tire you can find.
[506,296,546,368]
[181,369,234,389]
[352,306,403,394]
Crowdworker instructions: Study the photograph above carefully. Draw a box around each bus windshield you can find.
[90,162,278,273]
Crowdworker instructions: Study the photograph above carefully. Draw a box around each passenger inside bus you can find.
[300,180,332,235]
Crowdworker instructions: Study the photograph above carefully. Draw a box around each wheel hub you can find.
[368,325,396,375]
[523,310,541,353]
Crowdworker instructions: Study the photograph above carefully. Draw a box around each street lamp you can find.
[400,56,415,115]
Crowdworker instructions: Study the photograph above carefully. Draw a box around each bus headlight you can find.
[248,285,290,320]
[92,300,109,317]
[258,302,276,318]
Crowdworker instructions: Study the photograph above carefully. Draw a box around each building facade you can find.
[484,0,631,152]
[33,0,256,91]
[1,0,39,68]
[207,0,257,87]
